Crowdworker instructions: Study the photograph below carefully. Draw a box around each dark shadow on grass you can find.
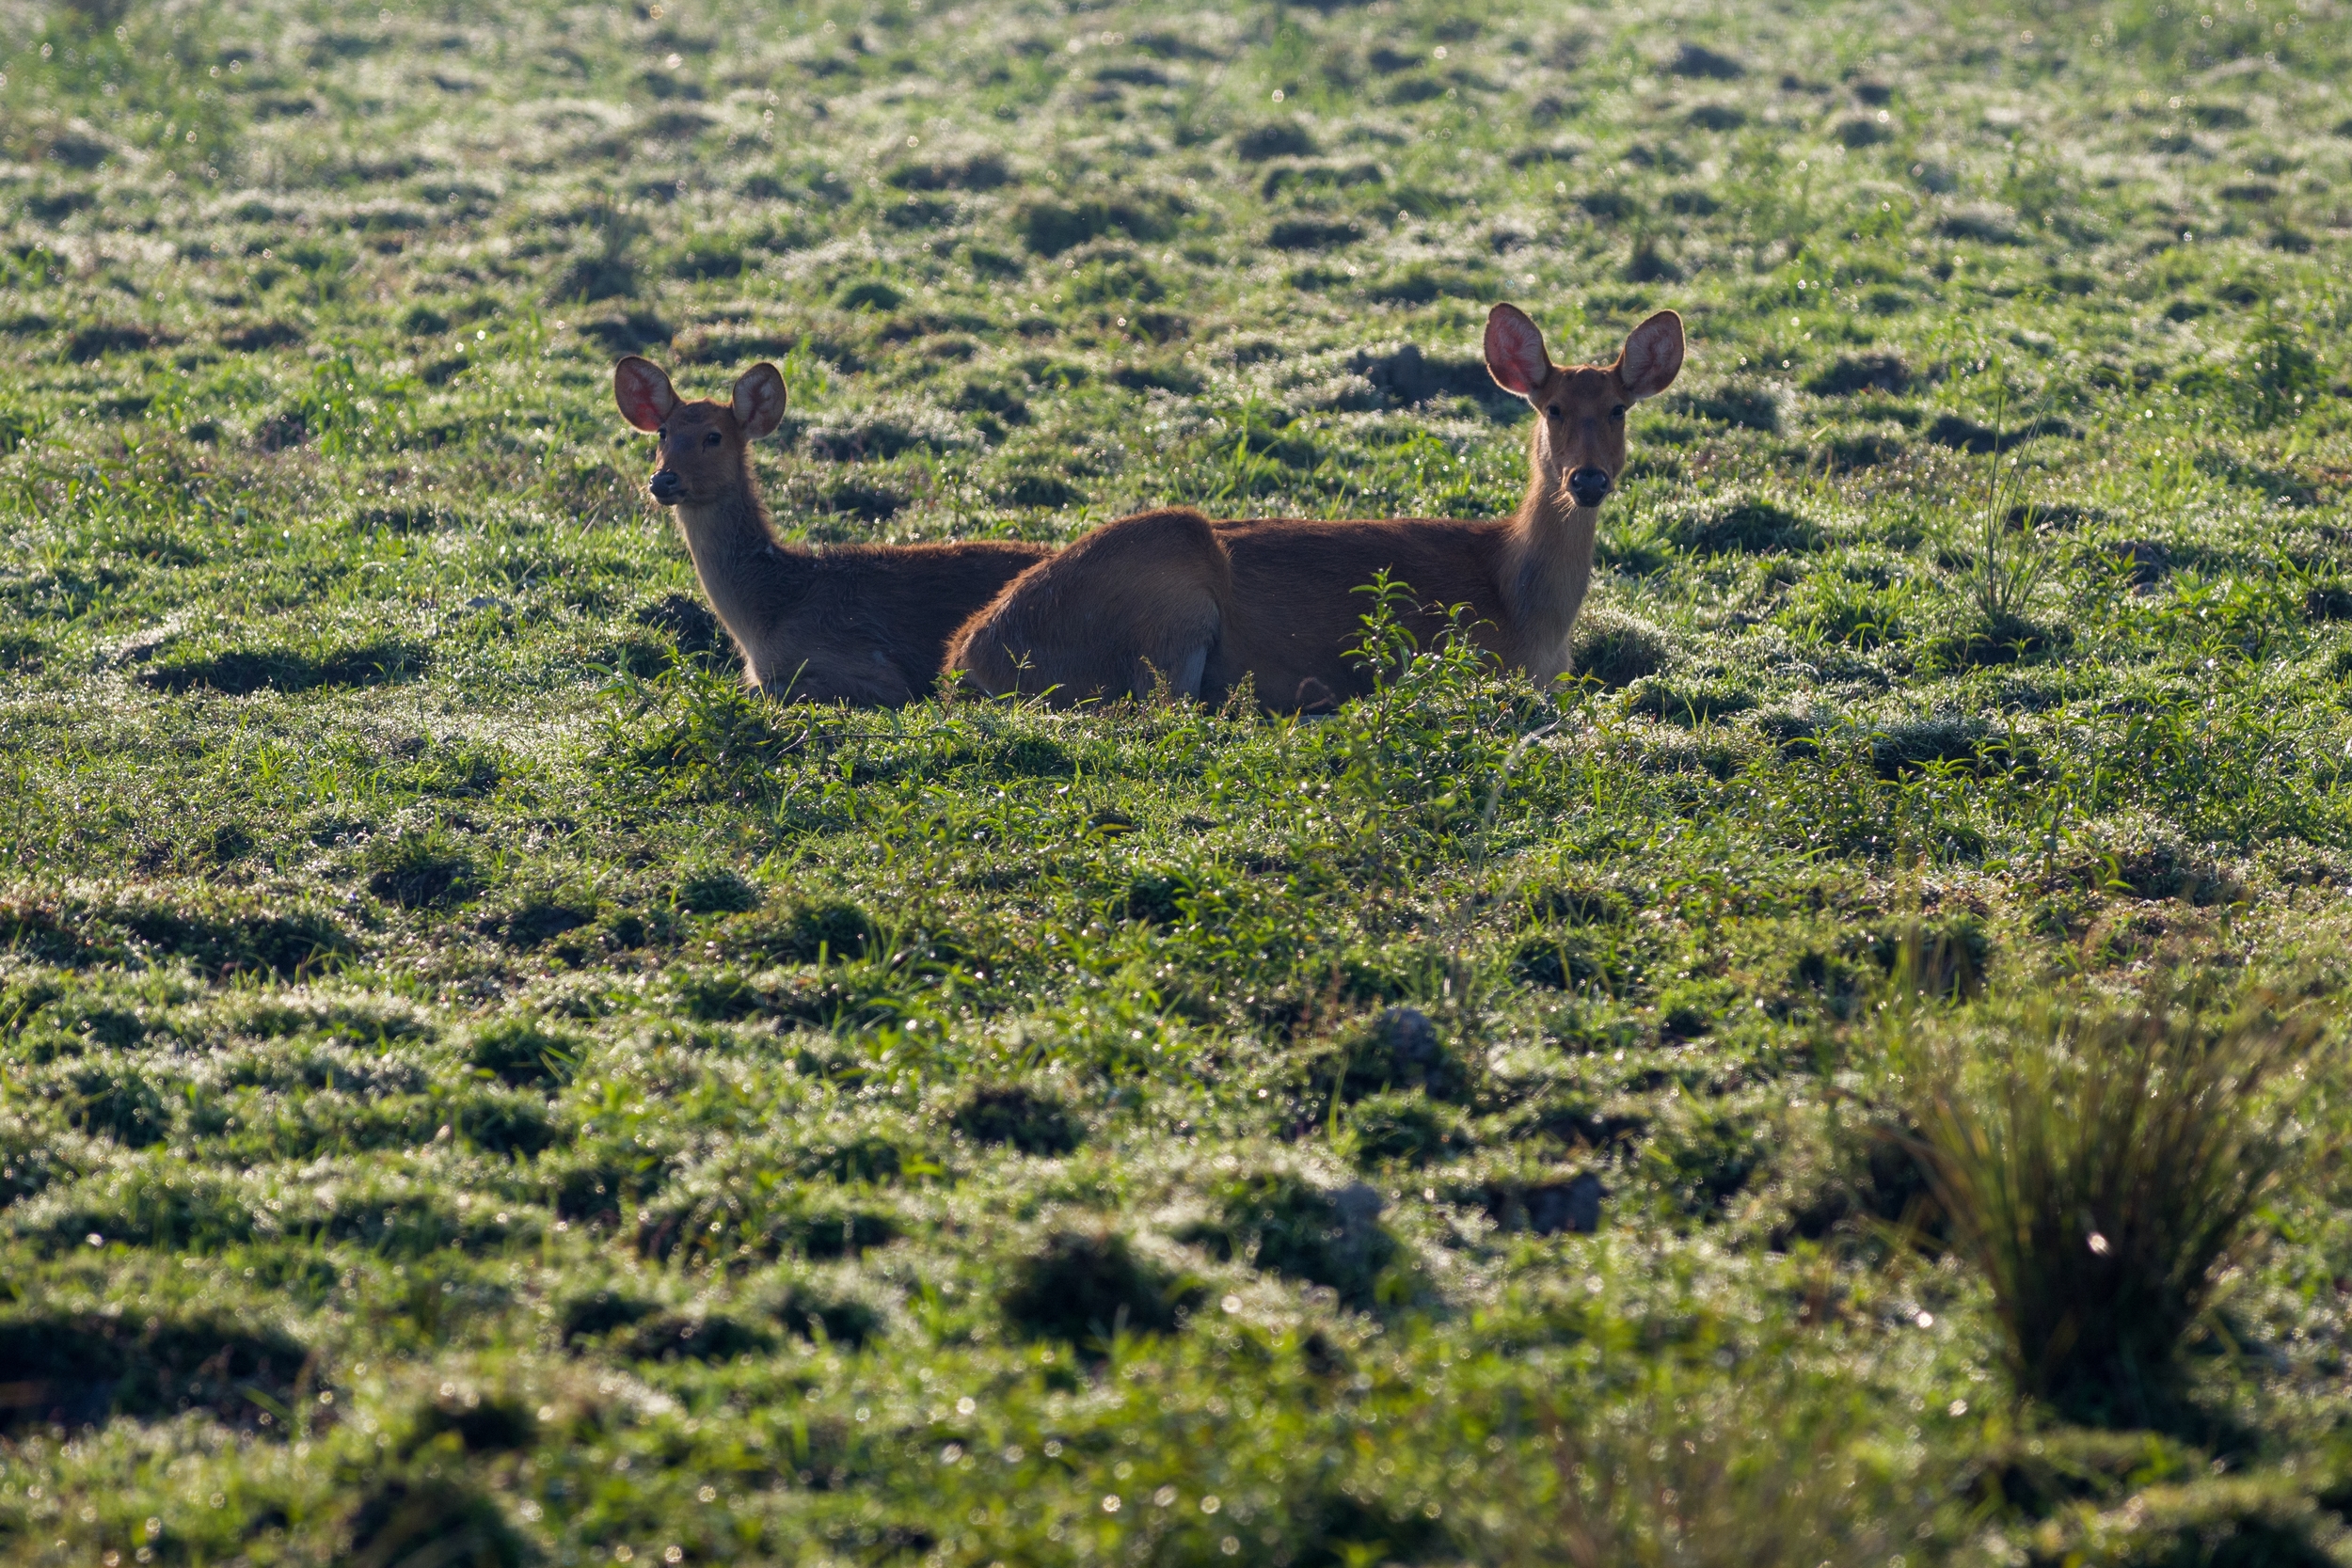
[139,641,429,695]
[0,1311,311,1435]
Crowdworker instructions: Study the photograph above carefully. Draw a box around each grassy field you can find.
[5,0,2352,1560]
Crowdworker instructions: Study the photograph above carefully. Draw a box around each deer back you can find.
[754,538,1051,704]
[1204,516,1518,706]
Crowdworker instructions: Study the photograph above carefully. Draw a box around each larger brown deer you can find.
[613,356,1050,705]
[945,305,1683,711]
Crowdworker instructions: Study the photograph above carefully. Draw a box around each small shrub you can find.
[1867,715,2007,777]
[1626,677,1755,724]
[558,1287,658,1343]
[1312,1006,1471,1103]
[346,1476,528,1568]
[498,895,596,948]
[771,1280,884,1346]
[1903,986,2318,1423]
[367,828,480,909]
[1669,41,1744,78]
[1482,1171,1604,1234]
[1665,497,1814,555]
[408,1390,539,1454]
[617,1309,776,1363]
[62,1062,169,1146]
[1526,882,1633,926]
[834,277,903,311]
[548,1156,665,1227]
[1267,216,1359,251]
[1867,914,1992,1000]
[635,593,731,661]
[466,1018,581,1088]
[1016,196,1177,256]
[0,1311,310,1433]
[1924,609,2064,669]
[669,240,744,278]
[886,151,1009,190]
[721,899,876,963]
[996,469,1086,509]
[1624,236,1680,282]
[677,866,761,914]
[1665,380,1788,432]
[818,478,906,520]
[1804,351,1911,395]
[1343,1090,1470,1166]
[453,1092,558,1156]
[1362,262,1491,305]
[1645,1103,1765,1213]
[1197,1172,1395,1308]
[1512,927,1638,994]
[633,1188,899,1264]
[951,1083,1085,1155]
[1232,119,1317,160]
[119,903,355,977]
[1000,1228,1199,1350]
[803,404,970,461]
[1570,608,1672,688]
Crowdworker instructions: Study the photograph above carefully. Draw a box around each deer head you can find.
[1484,305,1684,511]
[612,356,788,508]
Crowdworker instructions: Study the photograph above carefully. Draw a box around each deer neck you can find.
[672,474,808,650]
[1499,445,1599,684]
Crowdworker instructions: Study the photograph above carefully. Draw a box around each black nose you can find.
[1566,467,1613,507]
[649,470,683,505]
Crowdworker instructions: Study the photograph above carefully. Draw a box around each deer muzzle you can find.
[648,468,684,506]
[1565,467,1613,508]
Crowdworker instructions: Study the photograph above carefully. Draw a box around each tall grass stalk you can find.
[1965,381,2050,633]
[1902,985,2318,1423]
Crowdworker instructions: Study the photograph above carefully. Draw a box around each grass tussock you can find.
[1903,983,2324,1425]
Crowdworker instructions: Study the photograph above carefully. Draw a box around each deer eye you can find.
[1610,404,1627,420]
[704,430,723,447]
[1546,404,1562,420]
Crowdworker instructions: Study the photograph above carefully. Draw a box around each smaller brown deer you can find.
[613,356,1050,705]
[945,305,1683,710]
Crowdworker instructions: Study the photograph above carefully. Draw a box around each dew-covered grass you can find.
[5,0,2352,1562]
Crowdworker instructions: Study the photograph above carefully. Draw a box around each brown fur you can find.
[946,306,1684,711]
[613,356,1048,705]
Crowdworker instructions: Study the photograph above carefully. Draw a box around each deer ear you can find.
[732,363,787,439]
[614,356,677,432]
[1484,303,1551,398]
[1617,310,1685,401]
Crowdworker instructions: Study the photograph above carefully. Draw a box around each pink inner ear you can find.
[733,369,785,434]
[1619,313,1685,399]
[1485,309,1549,395]
[615,362,675,430]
